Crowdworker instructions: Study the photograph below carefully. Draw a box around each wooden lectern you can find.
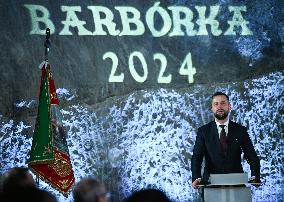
[202,173,252,202]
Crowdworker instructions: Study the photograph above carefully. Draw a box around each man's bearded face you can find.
[214,108,229,120]
[211,95,231,120]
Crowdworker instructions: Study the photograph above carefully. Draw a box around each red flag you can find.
[29,62,75,194]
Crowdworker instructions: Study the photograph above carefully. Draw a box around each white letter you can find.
[195,6,222,36]
[154,53,172,83]
[23,4,55,35]
[129,52,148,83]
[146,2,172,37]
[224,6,252,35]
[168,6,196,36]
[115,6,145,36]
[103,52,124,82]
[88,6,120,35]
[59,6,92,35]
[179,52,196,84]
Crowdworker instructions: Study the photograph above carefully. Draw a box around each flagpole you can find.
[44,28,51,62]
[36,28,51,188]
[30,27,75,194]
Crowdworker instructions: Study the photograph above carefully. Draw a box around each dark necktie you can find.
[219,125,227,155]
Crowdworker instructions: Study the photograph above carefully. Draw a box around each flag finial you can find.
[44,28,51,62]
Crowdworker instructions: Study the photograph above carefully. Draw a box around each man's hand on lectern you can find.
[192,178,201,189]
[248,176,261,188]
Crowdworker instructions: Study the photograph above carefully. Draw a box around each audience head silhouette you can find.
[126,188,171,202]
[1,167,57,202]
[2,167,36,192]
[73,178,109,202]
[3,186,57,202]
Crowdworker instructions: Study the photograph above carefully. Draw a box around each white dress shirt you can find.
[215,118,229,139]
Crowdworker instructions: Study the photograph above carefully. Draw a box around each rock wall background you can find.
[0,0,283,202]
[0,0,283,115]
[1,71,283,201]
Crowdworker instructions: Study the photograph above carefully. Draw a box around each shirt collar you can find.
[215,118,229,128]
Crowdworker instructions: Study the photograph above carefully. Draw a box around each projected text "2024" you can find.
[103,52,196,84]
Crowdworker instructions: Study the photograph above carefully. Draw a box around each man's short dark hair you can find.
[2,167,35,192]
[73,178,105,202]
[3,186,57,202]
[212,92,229,102]
[126,188,171,202]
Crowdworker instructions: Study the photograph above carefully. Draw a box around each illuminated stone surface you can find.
[1,71,283,201]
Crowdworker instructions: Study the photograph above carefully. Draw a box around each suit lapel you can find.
[227,121,235,148]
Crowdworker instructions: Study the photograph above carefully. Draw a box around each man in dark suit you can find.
[191,92,260,188]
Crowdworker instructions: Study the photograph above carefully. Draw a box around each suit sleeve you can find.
[241,126,260,179]
[191,128,205,182]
